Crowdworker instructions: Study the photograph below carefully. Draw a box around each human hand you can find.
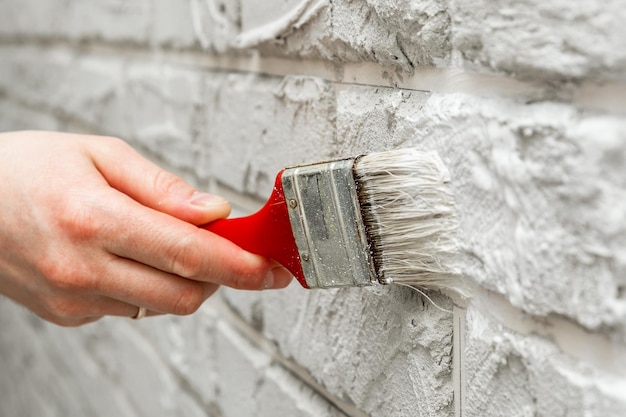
[0,131,292,326]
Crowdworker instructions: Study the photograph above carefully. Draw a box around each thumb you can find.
[89,137,231,225]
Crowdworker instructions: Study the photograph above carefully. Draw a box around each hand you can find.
[0,131,292,326]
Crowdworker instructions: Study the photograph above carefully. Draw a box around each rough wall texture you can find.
[0,1,625,416]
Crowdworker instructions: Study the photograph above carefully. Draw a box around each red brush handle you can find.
[202,170,308,288]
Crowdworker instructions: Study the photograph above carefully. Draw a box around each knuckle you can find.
[38,257,86,291]
[228,256,268,290]
[227,268,265,291]
[106,136,129,147]
[170,284,205,316]
[55,198,103,242]
[231,271,259,290]
[168,232,204,278]
[100,136,132,154]
[152,169,186,196]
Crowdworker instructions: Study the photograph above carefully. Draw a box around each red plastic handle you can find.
[202,171,308,288]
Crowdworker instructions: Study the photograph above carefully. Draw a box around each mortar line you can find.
[2,38,626,113]
[452,306,466,417]
[470,288,626,376]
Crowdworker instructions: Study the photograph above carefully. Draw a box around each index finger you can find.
[102,191,292,290]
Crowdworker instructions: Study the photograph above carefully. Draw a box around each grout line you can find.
[212,295,370,417]
[2,38,626,113]
[452,306,466,417]
[155,48,543,101]
[470,289,626,376]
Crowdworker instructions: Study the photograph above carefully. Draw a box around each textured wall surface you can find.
[1,1,625,416]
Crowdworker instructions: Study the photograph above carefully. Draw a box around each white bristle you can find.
[354,149,463,294]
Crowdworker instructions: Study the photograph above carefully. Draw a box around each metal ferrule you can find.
[281,158,377,288]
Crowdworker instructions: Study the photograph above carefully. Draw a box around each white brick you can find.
[122,64,205,171]
[0,0,153,43]
[236,0,451,69]
[189,0,242,53]
[0,46,208,176]
[204,74,336,197]
[241,0,305,34]
[75,320,209,417]
[0,46,126,130]
[63,0,153,43]
[152,0,197,47]
[0,0,65,38]
[451,0,626,80]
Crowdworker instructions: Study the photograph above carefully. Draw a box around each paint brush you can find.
[204,148,458,290]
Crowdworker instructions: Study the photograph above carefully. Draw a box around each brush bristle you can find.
[354,149,462,294]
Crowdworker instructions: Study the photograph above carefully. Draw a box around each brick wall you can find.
[1,1,625,416]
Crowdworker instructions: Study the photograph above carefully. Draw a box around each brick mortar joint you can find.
[2,37,626,114]
[459,287,626,377]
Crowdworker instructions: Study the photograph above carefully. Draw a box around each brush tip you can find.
[354,148,465,296]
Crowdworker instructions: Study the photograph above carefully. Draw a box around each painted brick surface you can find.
[204,74,337,193]
[0,99,62,132]
[6,49,623,330]
[0,297,347,417]
[0,0,165,44]
[0,299,208,417]
[451,0,626,81]
[333,87,626,335]
[2,0,625,82]
[1,0,626,416]
[214,320,346,417]
[464,301,626,417]
[0,46,209,176]
[222,285,454,417]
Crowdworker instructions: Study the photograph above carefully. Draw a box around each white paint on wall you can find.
[0,0,625,416]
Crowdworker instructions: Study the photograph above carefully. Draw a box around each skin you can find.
[0,131,292,326]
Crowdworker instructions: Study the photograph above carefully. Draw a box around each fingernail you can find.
[189,192,229,207]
